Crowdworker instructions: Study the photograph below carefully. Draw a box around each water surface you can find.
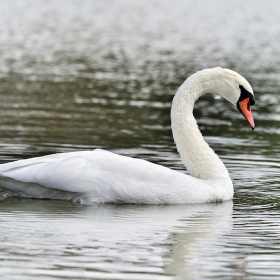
[0,0,280,279]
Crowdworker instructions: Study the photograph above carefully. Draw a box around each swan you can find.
[0,67,255,204]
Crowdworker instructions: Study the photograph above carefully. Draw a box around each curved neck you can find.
[171,71,231,183]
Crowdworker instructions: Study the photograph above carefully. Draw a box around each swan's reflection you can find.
[0,199,233,279]
[163,201,233,278]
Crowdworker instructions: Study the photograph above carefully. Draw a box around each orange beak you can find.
[237,97,255,130]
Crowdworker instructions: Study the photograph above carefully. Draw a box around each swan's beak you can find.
[237,97,255,130]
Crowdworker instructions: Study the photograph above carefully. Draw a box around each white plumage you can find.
[0,68,255,204]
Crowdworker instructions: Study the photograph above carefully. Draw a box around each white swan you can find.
[0,67,255,204]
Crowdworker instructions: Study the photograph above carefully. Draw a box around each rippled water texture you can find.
[0,0,280,279]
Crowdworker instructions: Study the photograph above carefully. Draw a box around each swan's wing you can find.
[0,149,214,204]
[0,149,117,191]
[0,149,198,203]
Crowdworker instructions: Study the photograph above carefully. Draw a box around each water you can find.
[0,0,280,279]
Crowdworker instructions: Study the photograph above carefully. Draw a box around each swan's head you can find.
[216,68,255,130]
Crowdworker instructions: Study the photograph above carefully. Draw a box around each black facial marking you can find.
[238,85,255,105]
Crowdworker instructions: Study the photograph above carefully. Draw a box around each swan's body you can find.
[0,68,255,204]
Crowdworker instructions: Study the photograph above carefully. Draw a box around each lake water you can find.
[0,0,280,279]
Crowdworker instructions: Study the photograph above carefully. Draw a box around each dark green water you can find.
[0,0,280,279]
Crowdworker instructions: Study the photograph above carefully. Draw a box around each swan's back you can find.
[0,149,225,204]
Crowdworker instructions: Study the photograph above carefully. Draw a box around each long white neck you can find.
[171,69,231,183]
